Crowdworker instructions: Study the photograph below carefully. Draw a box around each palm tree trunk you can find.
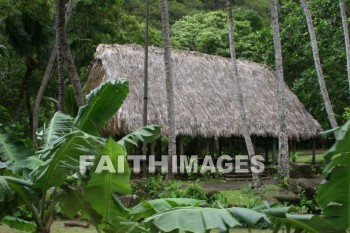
[142,0,150,178]
[56,0,66,112]
[32,0,75,144]
[340,0,350,94]
[226,0,261,187]
[270,0,289,181]
[14,64,34,121]
[300,0,338,137]
[62,22,84,107]
[160,0,176,180]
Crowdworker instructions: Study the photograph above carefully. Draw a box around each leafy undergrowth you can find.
[0,221,95,233]
[220,185,285,208]
[0,221,274,233]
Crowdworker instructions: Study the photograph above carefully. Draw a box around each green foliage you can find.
[182,183,207,201]
[1,216,36,232]
[343,107,350,121]
[118,125,161,154]
[0,80,161,233]
[74,79,128,136]
[171,10,262,58]
[143,206,268,233]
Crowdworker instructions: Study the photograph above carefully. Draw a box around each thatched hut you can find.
[87,44,321,145]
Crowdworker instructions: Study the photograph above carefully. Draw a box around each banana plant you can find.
[261,120,350,233]
[0,79,161,233]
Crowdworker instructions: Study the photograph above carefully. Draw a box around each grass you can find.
[294,154,324,164]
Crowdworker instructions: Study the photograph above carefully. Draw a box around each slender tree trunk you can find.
[300,0,338,137]
[14,65,34,121]
[142,0,150,178]
[270,0,289,181]
[63,40,84,107]
[26,93,33,139]
[56,0,66,112]
[32,0,75,144]
[226,0,261,188]
[160,0,176,180]
[340,0,350,94]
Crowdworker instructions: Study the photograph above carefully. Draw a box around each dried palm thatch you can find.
[87,44,321,140]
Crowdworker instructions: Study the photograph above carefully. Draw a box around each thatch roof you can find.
[87,44,321,140]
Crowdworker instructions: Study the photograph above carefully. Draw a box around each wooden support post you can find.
[205,138,210,155]
[252,136,256,152]
[218,137,222,156]
[178,136,184,155]
[150,141,156,155]
[292,139,296,155]
[156,137,162,160]
[142,142,147,179]
[214,136,219,156]
[265,137,269,164]
[312,138,316,164]
[272,137,277,165]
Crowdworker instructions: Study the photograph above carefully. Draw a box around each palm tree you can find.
[32,0,76,144]
[226,0,261,187]
[339,0,350,94]
[56,0,66,112]
[300,0,338,137]
[4,12,53,121]
[160,0,176,179]
[269,0,289,181]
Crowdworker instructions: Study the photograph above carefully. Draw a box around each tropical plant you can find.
[261,120,350,232]
[0,79,161,233]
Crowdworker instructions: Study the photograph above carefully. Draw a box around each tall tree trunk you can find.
[300,0,338,137]
[32,0,75,144]
[340,0,350,94]
[142,0,150,178]
[14,64,34,121]
[160,0,176,180]
[270,0,289,181]
[62,38,84,107]
[56,0,66,112]
[226,0,261,187]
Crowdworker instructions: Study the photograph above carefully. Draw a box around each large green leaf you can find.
[0,176,14,203]
[74,79,129,136]
[315,121,350,231]
[0,130,33,174]
[319,153,350,219]
[263,207,342,233]
[129,198,206,220]
[83,138,131,232]
[324,120,350,163]
[59,186,85,219]
[31,131,105,191]
[130,199,267,233]
[118,125,161,154]
[144,207,242,233]
[0,175,41,228]
[1,216,36,232]
[39,112,74,150]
